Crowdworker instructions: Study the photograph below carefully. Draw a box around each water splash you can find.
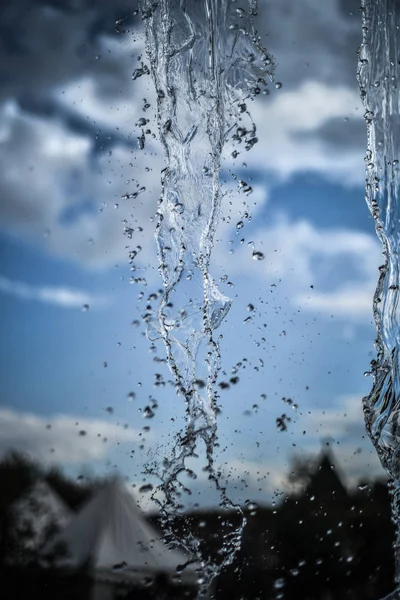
[140,0,274,593]
[358,1,400,596]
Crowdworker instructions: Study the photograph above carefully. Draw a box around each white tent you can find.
[8,479,71,562]
[44,478,199,586]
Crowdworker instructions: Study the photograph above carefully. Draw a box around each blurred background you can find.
[0,0,394,598]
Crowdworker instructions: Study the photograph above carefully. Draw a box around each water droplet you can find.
[112,561,128,571]
[252,250,265,261]
[143,406,155,419]
[275,82,283,89]
[132,64,150,80]
[139,483,154,493]
[82,304,90,312]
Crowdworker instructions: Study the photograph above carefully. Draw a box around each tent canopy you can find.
[44,478,199,584]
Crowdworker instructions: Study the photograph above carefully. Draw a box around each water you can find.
[139,0,274,593]
[358,0,400,596]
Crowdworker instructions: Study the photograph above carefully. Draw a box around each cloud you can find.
[0,0,140,104]
[248,81,365,186]
[222,458,289,496]
[258,0,360,91]
[0,0,161,270]
[213,393,385,500]
[0,408,142,465]
[302,394,367,441]
[0,0,368,273]
[0,102,161,270]
[296,394,385,483]
[296,285,374,318]
[215,215,381,320]
[0,274,107,309]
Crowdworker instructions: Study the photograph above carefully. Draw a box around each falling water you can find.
[139,0,274,593]
[358,0,400,596]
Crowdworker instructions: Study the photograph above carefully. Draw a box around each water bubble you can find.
[139,483,154,493]
[112,561,128,571]
[143,406,155,419]
[274,578,285,589]
[357,483,369,491]
[132,64,150,80]
[219,381,230,390]
[245,137,258,151]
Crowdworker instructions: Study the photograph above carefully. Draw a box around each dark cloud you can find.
[0,0,367,269]
[293,116,366,152]
[17,95,136,155]
[0,0,140,128]
[258,0,361,89]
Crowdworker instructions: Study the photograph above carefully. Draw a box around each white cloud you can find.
[302,394,366,440]
[296,394,385,483]
[216,393,385,497]
[0,275,107,309]
[0,102,161,270]
[223,457,289,495]
[55,73,147,132]
[248,81,364,186]
[0,0,368,275]
[296,285,374,318]
[215,215,381,320]
[0,408,143,465]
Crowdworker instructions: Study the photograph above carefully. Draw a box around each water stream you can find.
[358,0,400,596]
[139,0,274,594]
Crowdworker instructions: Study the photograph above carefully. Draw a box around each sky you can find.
[0,0,387,510]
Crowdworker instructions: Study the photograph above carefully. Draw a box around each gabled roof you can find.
[305,450,349,505]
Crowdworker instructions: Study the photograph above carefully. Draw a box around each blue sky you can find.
[0,0,386,510]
